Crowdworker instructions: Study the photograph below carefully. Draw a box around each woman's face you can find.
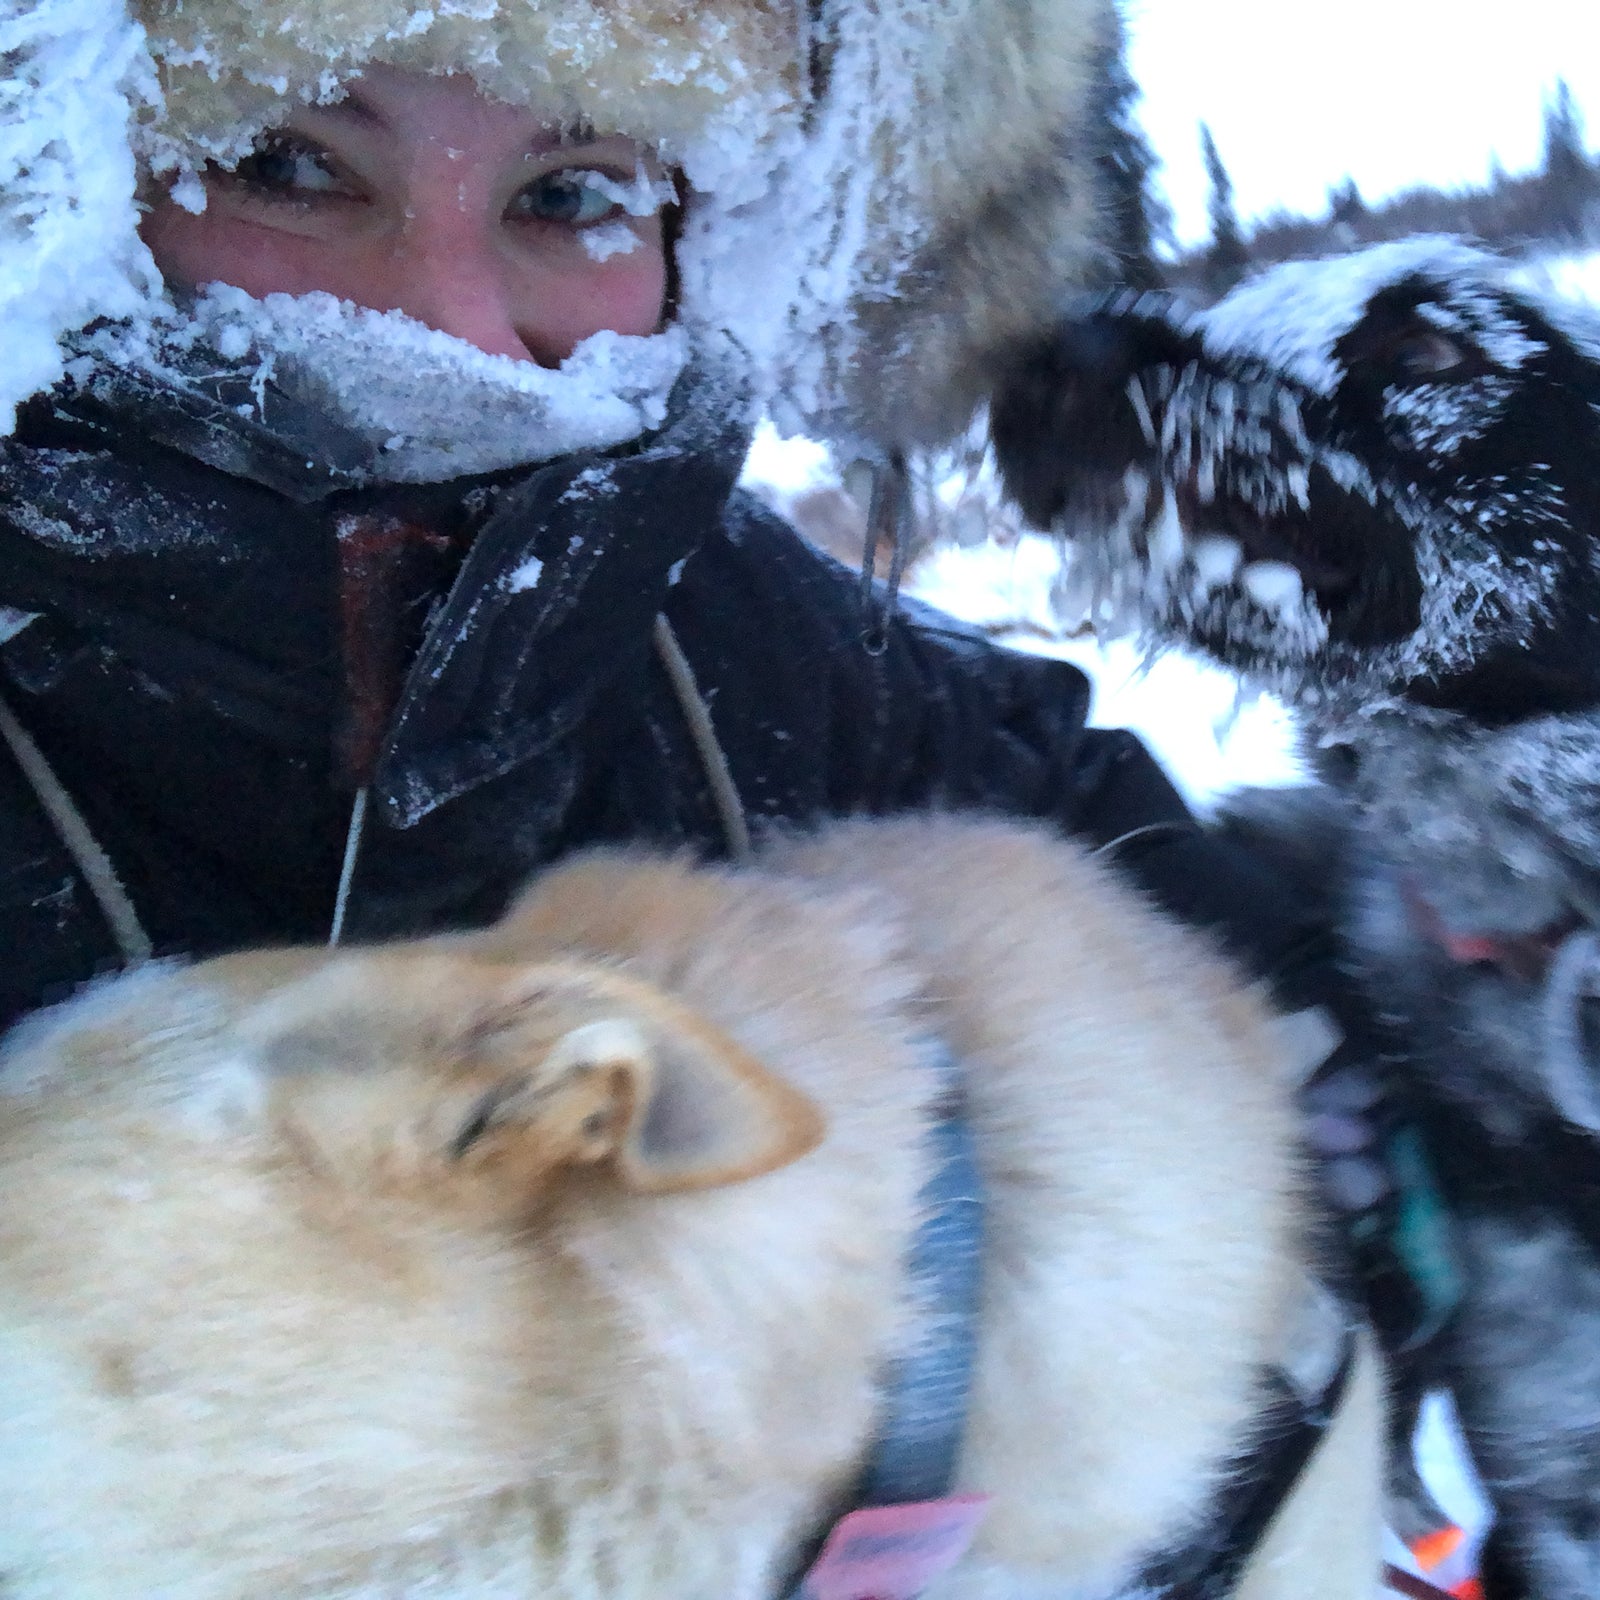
[139,66,670,367]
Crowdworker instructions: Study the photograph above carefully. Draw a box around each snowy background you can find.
[739,427,1309,810]
[1124,0,1600,249]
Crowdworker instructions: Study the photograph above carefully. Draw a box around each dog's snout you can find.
[1048,317,1146,393]
[990,306,1201,529]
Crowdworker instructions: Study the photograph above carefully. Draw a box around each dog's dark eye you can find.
[1392,328,1470,380]
[1335,288,1489,389]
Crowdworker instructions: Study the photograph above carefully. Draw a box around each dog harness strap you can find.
[1381,1563,1459,1599]
[1130,1330,1357,1599]
[784,1051,1361,1600]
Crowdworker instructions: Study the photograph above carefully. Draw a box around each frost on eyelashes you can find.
[579,165,678,219]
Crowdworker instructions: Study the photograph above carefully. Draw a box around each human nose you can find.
[385,191,535,364]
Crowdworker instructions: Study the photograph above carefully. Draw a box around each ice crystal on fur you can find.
[1201,238,1547,396]
[991,236,1600,712]
[0,0,162,433]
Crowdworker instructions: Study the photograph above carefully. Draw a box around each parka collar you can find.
[371,361,752,827]
[0,345,751,953]
[3,345,752,828]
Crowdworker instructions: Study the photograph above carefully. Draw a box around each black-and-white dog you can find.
[989,238,1600,1597]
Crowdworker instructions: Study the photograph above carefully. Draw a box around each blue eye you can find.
[508,170,621,226]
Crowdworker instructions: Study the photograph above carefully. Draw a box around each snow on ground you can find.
[742,421,836,503]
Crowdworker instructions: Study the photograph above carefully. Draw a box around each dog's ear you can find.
[443,965,826,1196]
[241,955,823,1200]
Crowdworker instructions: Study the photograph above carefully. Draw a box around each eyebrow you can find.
[312,90,383,128]
[293,91,617,153]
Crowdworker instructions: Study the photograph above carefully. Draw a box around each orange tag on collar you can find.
[798,1496,990,1600]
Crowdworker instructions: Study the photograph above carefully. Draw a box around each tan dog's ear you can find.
[453,967,826,1195]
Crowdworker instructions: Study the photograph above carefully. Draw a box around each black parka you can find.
[0,345,1450,1600]
[0,355,1334,1031]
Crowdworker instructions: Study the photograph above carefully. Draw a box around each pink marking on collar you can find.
[798,1495,990,1600]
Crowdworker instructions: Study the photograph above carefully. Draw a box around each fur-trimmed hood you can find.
[1,0,1112,466]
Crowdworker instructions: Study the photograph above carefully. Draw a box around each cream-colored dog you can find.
[0,815,1381,1599]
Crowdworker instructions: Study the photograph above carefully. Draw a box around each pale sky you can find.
[1125,0,1600,249]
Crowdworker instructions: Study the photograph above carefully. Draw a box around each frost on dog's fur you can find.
[0,816,1381,1598]
[993,238,1599,708]
[990,238,1600,1594]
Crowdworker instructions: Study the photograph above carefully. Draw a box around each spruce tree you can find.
[1326,177,1366,249]
[1200,123,1249,296]
[1541,79,1595,239]
[1091,14,1172,289]
[1328,177,1365,227]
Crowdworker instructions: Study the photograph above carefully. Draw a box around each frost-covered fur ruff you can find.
[989,238,1600,1596]
[0,815,1382,1599]
[2,0,1110,454]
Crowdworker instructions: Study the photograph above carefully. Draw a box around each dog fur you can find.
[989,238,1600,1594]
[0,815,1380,1598]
